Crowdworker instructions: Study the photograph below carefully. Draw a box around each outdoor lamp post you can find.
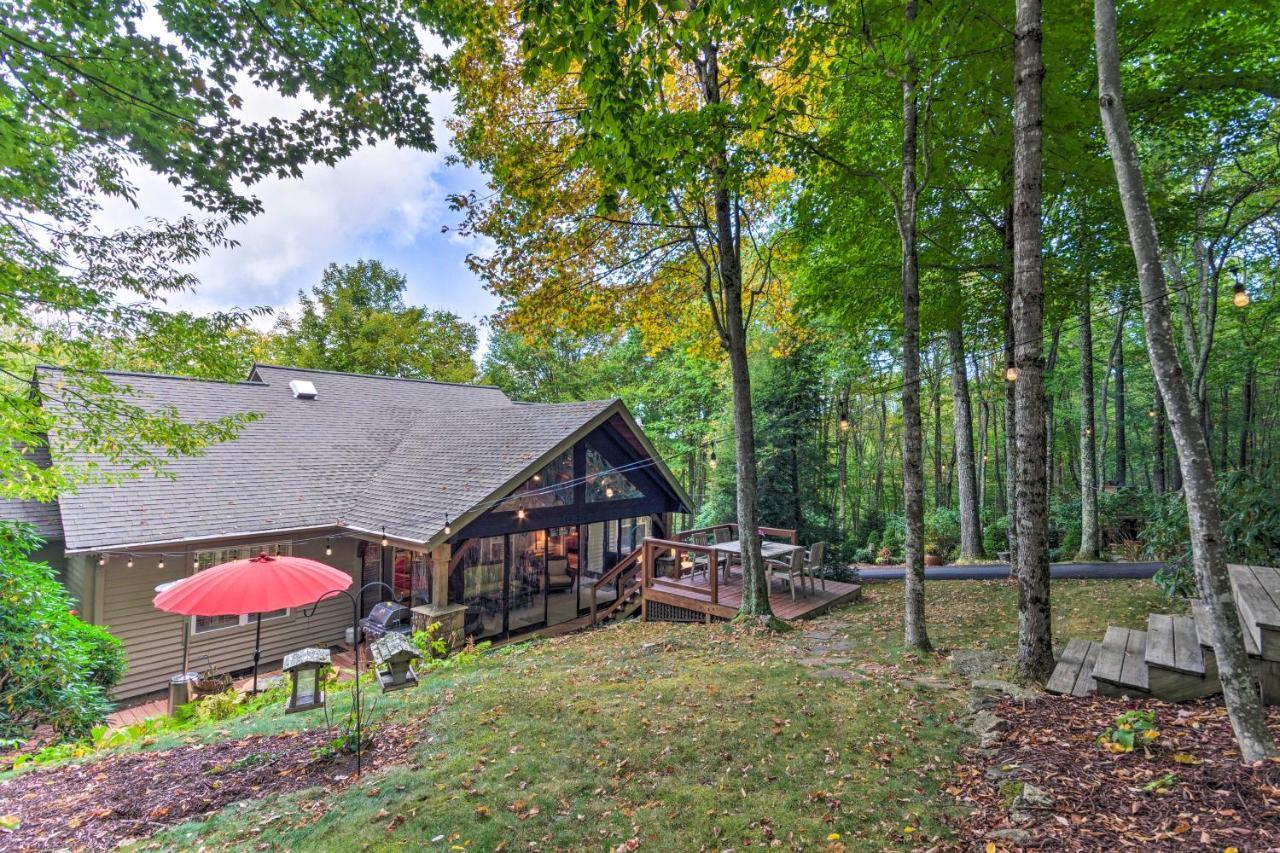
[283,647,331,714]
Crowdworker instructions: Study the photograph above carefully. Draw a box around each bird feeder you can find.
[370,633,423,693]
[282,647,331,713]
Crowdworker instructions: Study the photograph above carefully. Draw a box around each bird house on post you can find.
[282,647,331,714]
[370,634,422,693]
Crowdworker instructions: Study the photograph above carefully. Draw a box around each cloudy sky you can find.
[97,62,500,350]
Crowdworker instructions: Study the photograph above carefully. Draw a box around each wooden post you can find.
[709,543,718,606]
[430,543,451,607]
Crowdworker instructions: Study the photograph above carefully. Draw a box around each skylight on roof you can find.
[289,379,318,400]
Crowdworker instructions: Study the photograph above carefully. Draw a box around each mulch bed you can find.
[0,719,425,852]
[952,694,1280,849]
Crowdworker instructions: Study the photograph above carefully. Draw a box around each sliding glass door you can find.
[508,530,546,632]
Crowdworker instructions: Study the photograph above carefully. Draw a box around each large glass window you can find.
[192,541,291,633]
[496,451,574,511]
[586,447,643,502]
[392,548,430,606]
[450,537,505,640]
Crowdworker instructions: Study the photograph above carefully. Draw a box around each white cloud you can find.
[94,80,499,337]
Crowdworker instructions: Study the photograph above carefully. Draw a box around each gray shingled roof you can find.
[11,364,641,552]
[2,446,64,540]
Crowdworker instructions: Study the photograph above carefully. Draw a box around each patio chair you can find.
[687,532,713,581]
[767,547,808,601]
[805,542,827,592]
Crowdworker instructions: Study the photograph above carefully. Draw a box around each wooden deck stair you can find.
[1048,564,1280,703]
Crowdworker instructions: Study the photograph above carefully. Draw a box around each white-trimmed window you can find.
[192,541,292,634]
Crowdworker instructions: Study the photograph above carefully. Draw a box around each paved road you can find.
[856,561,1165,581]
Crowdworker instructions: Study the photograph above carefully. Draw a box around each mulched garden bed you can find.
[0,719,425,852]
[952,694,1280,849]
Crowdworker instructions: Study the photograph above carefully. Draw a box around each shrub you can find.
[850,546,875,564]
[924,507,961,558]
[1142,472,1280,599]
[983,516,1008,557]
[879,515,905,558]
[0,522,127,741]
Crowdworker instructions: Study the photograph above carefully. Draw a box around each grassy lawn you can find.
[100,579,1177,850]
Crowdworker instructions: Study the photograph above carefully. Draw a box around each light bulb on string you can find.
[444,515,452,536]
[838,409,850,431]
[1005,363,1019,382]
[325,537,332,557]
[709,449,717,470]
[126,556,134,569]
[381,526,388,548]
[158,558,165,570]
[1230,264,1250,308]
[1233,282,1250,308]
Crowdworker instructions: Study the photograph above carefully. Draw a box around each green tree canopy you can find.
[270,260,479,382]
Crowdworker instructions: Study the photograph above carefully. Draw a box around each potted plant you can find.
[923,540,944,566]
[192,658,233,697]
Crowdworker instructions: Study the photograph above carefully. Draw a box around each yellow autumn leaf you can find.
[986,843,997,853]
[1173,753,1203,765]
[827,833,841,841]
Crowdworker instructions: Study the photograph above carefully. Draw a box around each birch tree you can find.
[1094,0,1275,761]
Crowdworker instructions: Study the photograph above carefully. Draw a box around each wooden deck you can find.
[645,566,862,622]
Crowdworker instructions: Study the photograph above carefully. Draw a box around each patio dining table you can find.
[710,539,805,586]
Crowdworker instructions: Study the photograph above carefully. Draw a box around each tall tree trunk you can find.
[949,326,984,558]
[1114,330,1127,486]
[1077,268,1101,559]
[994,394,1006,516]
[1240,363,1255,471]
[1094,0,1275,761]
[1013,0,1053,681]
[1045,323,1062,496]
[1153,385,1167,493]
[1218,383,1229,468]
[979,395,990,512]
[1002,207,1019,564]
[898,0,930,650]
[932,363,944,510]
[836,385,850,531]
[874,392,887,519]
[695,40,772,620]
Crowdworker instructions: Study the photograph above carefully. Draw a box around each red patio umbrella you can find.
[153,554,352,693]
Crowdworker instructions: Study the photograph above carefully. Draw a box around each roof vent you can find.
[289,379,318,400]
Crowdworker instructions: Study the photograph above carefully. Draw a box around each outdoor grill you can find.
[359,601,413,641]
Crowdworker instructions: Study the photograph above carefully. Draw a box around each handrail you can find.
[640,537,719,606]
[589,547,641,623]
[675,522,738,541]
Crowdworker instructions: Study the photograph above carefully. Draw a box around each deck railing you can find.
[640,536,723,607]
[589,525,799,623]
[675,522,798,545]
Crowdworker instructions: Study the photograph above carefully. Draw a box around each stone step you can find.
[1228,564,1280,661]
[1046,638,1101,697]
[1093,626,1151,697]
